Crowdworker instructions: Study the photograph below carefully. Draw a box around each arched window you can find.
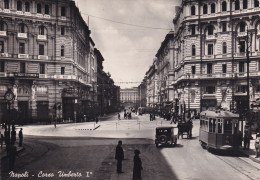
[39,26,44,35]
[61,45,65,57]
[222,1,227,11]
[61,6,66,16]
[45,5,49,14]
[192,45,196,56]
[208,25,214,35]
[25,2,30,12]
[240,22,246,32]
[203,4,208,14]
[4,0,9,9]
[37,3,41,14]
[235,0,240,10]
[17,0,22,11]
[243,0,248,9]
[191,5,196,15]
[255,0,260,7]
[211,3,215,13]
[223,42,227,54]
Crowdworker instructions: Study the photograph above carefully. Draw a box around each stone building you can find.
[172,0,260,117]
[145,60,158,107]
[0,0,96,124]
[120,87,139,109]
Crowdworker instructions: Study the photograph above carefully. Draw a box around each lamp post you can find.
[187,73,191,119]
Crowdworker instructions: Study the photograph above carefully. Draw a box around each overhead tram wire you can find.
[81,12,172,31]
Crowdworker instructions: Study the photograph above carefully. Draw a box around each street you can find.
[1,113,260,180]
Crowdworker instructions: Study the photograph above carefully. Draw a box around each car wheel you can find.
[159,135,167,144]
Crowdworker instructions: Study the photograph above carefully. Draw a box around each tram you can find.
[199,110,243,150]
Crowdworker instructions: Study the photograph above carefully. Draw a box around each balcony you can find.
[39,74,48,78]
[60,16,66,21]
[3,9,10,13]
[237,32,246,37]
[37,35,47,40]
[16,11,23,15]
[0,31,7,36]
[36,13,43,18]
[24,12,31,16]
[18,54,29,59]
[17,33,27,38]
[38,55,48,60]
[1,53,8,57]
[206,35,215,40]
[44,14,51,18]
[0,72,7,77]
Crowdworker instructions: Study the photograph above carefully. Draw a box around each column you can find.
[31,83,37,121]
[13,82,18,110]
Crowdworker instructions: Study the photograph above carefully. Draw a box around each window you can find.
[208,26,214,35]
[20,24,25,33]
[239,62,245,73]
[192,45,196,56]
[191,25,196,35]
[223,42,227,54]
[207,63,213,74]
[40,63,45,74]
[0,22,4,31]
[0,41,4,53]
[61,45,64,57]
[37,3,41,14]
[61,6,66,16]
[25,2,30,12]
[39,26,44,35]
[239,41,245,53]
[256,84,260,92]
[61,67,65,75]
[192,66,196,74]
[17,0,22,11]
[4,0,9,9]
[236,85,247,93]
[205,86,215,94]
[211,3,215,13]
[222,64,227,73]
[203,4,208,14]
[255,0,260,7]
[0,61,4,72]
[222,1,227,11]
[235,0,240,10]
[208,44,214,55]
[258,61,260,71]
[45,5,49,14]
[20,62,26,73]
[61,26,65,35]
[191,90,195,103]
[39,44,44,55]
[222,22,227,32]
[243,0,248,9]
[218,119,223,133]
[191,5,196,15]
[19,43,25,54]
[240,22,246,32]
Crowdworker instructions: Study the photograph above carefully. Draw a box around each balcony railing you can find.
[3,9,10,13]
[24,12,31,16]
[60,16,66,20]
[1,53,8,57]
[18,54,29,59]
[36,13,43,18]
[0,31,7,36]
[44,14,51,18]
[17,33,27,38]
[38,55,48,60]
[206,35,215,40]
[237,32,246,37]
[16,11,23,15]
[37,35,47,40]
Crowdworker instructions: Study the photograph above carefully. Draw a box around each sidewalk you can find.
[240,133,260,164]
[0,142,24,160]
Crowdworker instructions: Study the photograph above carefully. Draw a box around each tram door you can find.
[18,101,29,124]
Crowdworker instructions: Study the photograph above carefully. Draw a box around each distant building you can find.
[120,88,139,109]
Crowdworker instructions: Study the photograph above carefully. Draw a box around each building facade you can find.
[137,78,147,108]
[0,0,96,124]
[145,60,158,107]
[172,0,260,117]
[120,87,139,109]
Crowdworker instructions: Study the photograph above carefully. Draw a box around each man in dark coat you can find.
[133,149,143,180]
[115,140,124,173]
[19,128,23,147]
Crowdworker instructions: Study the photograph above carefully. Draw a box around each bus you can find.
[199,110,242,151]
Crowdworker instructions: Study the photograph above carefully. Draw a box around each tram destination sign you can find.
[14,73,39,78]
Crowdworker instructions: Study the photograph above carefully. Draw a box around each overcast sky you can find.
[76,0,181,88]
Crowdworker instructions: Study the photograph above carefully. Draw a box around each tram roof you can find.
[200,110,239,118]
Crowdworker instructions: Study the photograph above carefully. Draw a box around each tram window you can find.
[224,119,232,134]
[209,118,213,132]
[205,120,208,131]
[218,119,222,133]
[213,119,216,133]
[233,120,238,134]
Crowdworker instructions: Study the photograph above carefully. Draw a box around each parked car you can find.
[155,127,177,147]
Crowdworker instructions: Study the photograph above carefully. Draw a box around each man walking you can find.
[19,128,23,147]
[115,140,124,173]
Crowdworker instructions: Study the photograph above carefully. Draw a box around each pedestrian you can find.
[255,133,260,158]
[19,128,23,147]
[115,140,124,173]
[244,131,250,150]
[11,125,16,145]
[133,149,143,180]
[0,132,3,149]
[118,113,120,120]
[8,143,18,171]
[150,113,152,121]
[4,126,10,145]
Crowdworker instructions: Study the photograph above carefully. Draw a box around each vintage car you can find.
[155,127,177,147]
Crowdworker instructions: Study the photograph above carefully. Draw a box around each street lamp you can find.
[187,73,191,119]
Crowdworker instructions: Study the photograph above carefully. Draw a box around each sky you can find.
[76,0,181,88]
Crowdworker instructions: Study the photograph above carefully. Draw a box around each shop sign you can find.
[14,73,39,78]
